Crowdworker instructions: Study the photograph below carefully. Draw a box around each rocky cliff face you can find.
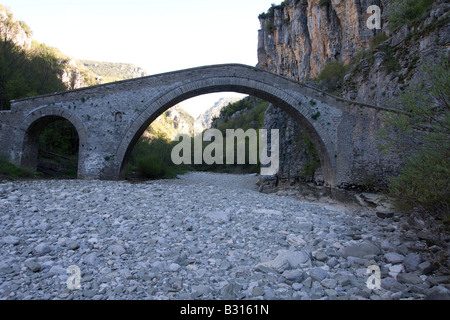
[143,105,195,141]
[195,97,242,132]
[0,7,32,50]
[0,6,96,91]
[81,60,148,83]
[258,0,449,189]
[258,0,385,81]
[341,2,450,107]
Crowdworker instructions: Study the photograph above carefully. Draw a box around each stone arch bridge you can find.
[0,64,399,189]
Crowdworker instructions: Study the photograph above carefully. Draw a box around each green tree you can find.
[379,56,449,219]
[0,36,27,109]
[29,43,66,94]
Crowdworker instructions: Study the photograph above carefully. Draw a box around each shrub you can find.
[259,2,288,20]
[311,111,321,120]
[319,0,330,8]
[300,132,321,178]
[378,55,449,221]
[265,20,275,33]
[0,159,42,179]
[370,32,389,48]
[388,0,435,30]
[389,149,450,216]
[136,154,177,179]
[129,137,186,180]
[317,61,349,91]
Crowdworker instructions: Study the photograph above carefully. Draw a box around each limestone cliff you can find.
[143,105,195,141]
[0,6,32,50]
[81,60,148,83]
[0,6,97,92]
[195,97,243,132]
[257,0,449,189]
[341,1,450,107]
[258,0,385,81]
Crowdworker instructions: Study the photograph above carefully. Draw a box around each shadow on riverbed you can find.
[264,180,394,213]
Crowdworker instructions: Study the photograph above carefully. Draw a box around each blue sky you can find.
[1,0,276,116]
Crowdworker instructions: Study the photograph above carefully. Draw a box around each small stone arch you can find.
[18,107,87,178]
[115,76,337,186]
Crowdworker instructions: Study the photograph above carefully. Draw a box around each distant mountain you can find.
[194,97,243,132]
[0,5,100,108]
[0,5,150,110]
[144,105,195,141]
[144,97,247,142]
[81,60,147,83]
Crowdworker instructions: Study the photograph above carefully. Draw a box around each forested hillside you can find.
[0,5,98,110]
[0,5,151,178]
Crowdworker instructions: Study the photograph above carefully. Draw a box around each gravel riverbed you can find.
[0,172,449,300]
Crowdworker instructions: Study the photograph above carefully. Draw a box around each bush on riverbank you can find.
[379,56,449,223]
[0,158,42,180]
[127,137,188,180]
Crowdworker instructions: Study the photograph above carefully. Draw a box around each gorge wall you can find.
[258,0,385,82]
[258,0,449,189]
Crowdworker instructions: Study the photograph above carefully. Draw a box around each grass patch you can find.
[0,159,42,180]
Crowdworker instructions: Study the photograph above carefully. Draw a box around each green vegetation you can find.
[390,150,449,216]
[37,119,79,178]
[265,20,275,33]
[127,97,271,180]
[370,32,389,48]
[258,1,289,20]
[0,158,42,180]
[146,109,194,141]
[319,0,331,8]
[317,61,348,83]
[351,49,374,67]
[0,39,68,109]
[126,107,194,180]
[311,111,321,120]
[39,120,79,157]
[189,96,269,175]
[213,96,269,133]
[316,61,349,92]
[388,0,435,30]
[300,132,321,178]
[128,137,186,180]
[378,56,449,222]
[0,8,96,110]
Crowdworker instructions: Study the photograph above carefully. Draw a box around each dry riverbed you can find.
[0,172,449,300]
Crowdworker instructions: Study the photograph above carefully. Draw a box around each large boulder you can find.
[342,241,382,258]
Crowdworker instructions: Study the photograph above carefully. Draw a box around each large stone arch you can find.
[115,76,338,186]
[0,64,402,189]
[17,107,88,178]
